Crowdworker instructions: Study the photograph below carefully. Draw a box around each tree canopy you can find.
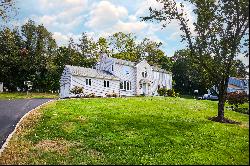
[0,20,173,92]
[142,0,249,122]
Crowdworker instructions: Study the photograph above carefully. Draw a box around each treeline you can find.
[1,20,247,94]
[172,49,248,95]
[0,20,172,92]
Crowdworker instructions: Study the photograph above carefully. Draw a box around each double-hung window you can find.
[86,79,91,86]
[104,80,110,87]
[142,71,147,78]
[120,81,131,91]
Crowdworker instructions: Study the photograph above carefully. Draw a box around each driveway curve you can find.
[0,99,53,148]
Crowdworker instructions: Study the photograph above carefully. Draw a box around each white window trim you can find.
[104,80,110,88]
[120,81,132,91]
[86,78,91,86]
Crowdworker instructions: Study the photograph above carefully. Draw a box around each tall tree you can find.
[231,60,249,78]
[108,32,140,62]
[142,0,249,122]
[97,37,110,55]
[21,20,57,91]
[77,32,98,59]
[172,49,212,95]
[0,0,16,22]
[0,27,23,91]
[138,38,173,71]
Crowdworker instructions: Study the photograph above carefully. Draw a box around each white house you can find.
[60,54,172,98]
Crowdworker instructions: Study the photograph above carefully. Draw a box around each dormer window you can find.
[123,66,130,75]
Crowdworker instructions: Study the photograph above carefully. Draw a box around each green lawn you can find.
[0,92,59,99]
[0,97,248,165]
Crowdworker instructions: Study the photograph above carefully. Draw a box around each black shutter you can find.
[124,81,126,90]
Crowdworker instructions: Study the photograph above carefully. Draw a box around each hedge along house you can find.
[60,54,172,98]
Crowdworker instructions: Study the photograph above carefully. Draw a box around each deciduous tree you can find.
[142,0,249,122]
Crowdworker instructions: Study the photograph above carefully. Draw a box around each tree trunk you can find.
[217,77,229,121]
[217,94,226,121]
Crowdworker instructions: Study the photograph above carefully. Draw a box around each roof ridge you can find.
[65,65,119,80]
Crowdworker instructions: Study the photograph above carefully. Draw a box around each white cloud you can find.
[84,1,152,41]
[53,32,69,45]
[34,13,84,33]
[236,53,249,66]
[39,0,88,10]
[32,0,88,33]
[19,0,187,56]
[135,0,163,17]
[111,20,148,33]
[53,32,81,46]
[85,1,128,29]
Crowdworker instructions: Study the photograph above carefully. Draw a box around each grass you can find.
[0,97,248,165]
[0,92,59,99]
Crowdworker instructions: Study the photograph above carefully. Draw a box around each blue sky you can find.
[4,0,249,65]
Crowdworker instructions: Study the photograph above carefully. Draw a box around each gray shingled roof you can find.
[109,57,136,67]
[65,65,119,80]
[108,57,171,74]
[151,66,172,74]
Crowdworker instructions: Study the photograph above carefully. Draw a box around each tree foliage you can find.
[142,0,249,121]
[0,20,173,92]
[0,0,16,22]
[172,49,213,95]
[227,91,248,110]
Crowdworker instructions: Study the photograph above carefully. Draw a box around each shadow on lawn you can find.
[208,116,241,124]
[97,113,210,142]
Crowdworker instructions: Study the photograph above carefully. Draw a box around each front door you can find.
[142,83,147,95]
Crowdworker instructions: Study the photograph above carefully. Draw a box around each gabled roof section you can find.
[108,57,136,67]
[101,54,172,74]
[152,66,172,74]
[65,65,119,80]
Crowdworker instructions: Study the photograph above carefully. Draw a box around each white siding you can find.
[70,76,120,97]
[135,60,153,95]
[113,63,136,96]
[60,67,71,98]
[60,54,172,98]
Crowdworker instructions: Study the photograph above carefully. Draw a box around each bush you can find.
[85,93,96,98]
[106,92,118,97]
[167,89,178,97]
[157,88,167,96]
[226,91,248,111]
[70,86,84,97]
[157,88,178,97]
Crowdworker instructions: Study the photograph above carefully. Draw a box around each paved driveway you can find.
[0,99,53,148]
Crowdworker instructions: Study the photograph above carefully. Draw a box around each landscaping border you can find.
[0,99,55,156]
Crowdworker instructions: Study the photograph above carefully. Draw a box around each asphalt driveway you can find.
[0,99,53,148]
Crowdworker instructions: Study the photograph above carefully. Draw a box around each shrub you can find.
[112,93,118,97]
[85,93,96,98]
[70,86,84,97]
[106,92,118,97]
[226,91,248,111]
[167,89,178,97]
[157,88,167,96]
